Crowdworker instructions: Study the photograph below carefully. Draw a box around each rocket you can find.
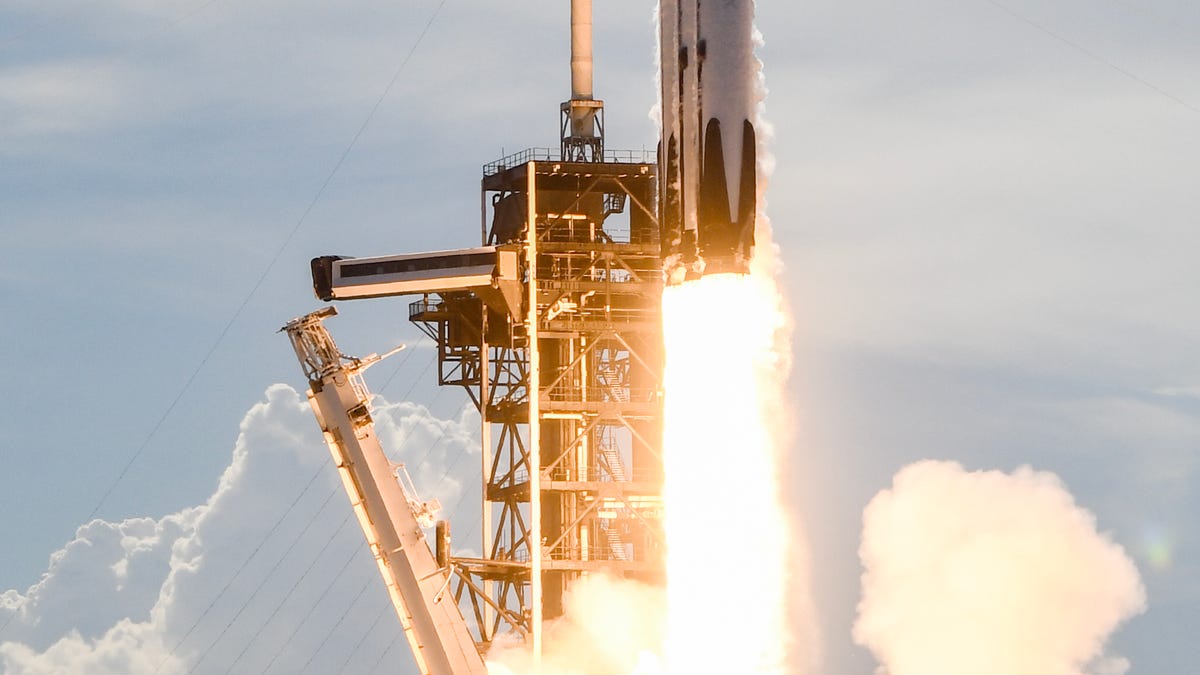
[659,0,758,284]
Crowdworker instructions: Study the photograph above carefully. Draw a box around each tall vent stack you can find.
[561,0,604,161]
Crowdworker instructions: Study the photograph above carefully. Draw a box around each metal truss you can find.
[408,155,663,657]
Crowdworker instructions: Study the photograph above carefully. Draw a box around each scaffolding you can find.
[287,0,667,664]
[407,151,664,655]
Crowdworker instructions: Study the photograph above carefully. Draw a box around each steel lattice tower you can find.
[407,144,665,654]
[289,1,667,663]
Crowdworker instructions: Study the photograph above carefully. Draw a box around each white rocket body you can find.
[659,0,757,282]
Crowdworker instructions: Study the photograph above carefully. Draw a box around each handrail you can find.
[483,147,657,177]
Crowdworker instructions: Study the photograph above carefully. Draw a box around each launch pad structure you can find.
[418,141,665,653]
[286,0,666,668]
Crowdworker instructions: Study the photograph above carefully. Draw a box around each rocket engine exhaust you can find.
[659,0,758,284]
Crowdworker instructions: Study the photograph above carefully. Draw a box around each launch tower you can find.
[420,24,666,651]
[287,0,665,666]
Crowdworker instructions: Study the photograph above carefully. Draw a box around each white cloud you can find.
[854,460,1146,675]
[0,61,130,142]
[1154,385,1200,401]
[371,395,480,513]
[0,383,476,674]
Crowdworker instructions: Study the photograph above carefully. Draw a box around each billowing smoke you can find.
[854,460,1146,675]
[0,384,478,674]
[485,575,666,675]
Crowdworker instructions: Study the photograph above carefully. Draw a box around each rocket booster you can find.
[659,0,757,283]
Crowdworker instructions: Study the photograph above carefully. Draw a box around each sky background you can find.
[2,0,1198,673]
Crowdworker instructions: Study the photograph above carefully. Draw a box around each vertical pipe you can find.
[569,0,595,139]
[436,520,451,568]
[525,163,543,666]
[578,338,589,562]
[480,183,487,245]
[479,309,494,639]
[570,0,593,100]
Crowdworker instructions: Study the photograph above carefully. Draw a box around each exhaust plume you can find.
[854,460,1146,675]
[485,575,666,675]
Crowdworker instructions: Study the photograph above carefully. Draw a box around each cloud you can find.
[1154,385,1200,401]
[486,575,666,675]
[0,383,476,674]
[371,395,480,512]
[854,460,1146,675]
[0,60,130,143]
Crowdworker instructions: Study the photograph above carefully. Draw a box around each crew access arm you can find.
[282,307,488,675]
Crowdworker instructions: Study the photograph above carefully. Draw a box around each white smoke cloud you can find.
[748,25,820,674]
[485,575,666,675]
[854,460,1146,675]
[0,384,477,675]
[372,396,480,511]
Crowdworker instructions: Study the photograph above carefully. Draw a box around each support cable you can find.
[77,0,451,531]
[168,481,342,674]
[983,0,1200,115]
[367,633,401,675]
[331,599,395,675]
[149,463,325,673]
[297,575,375,674]
[161,347,438,673]
[416,417,479,520]
[259,545,369,675]
[219,510,356,674]
[458,511,485,548]
[382,344,439,402]
[447,473,481,527]
[217,348,445,673]
[408,393,466,470]
[375,336,428,396]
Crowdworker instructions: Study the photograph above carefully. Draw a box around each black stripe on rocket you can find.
[659,0,757,281]
[660,118,757,279]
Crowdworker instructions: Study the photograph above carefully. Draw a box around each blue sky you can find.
[2,1,1198,673]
